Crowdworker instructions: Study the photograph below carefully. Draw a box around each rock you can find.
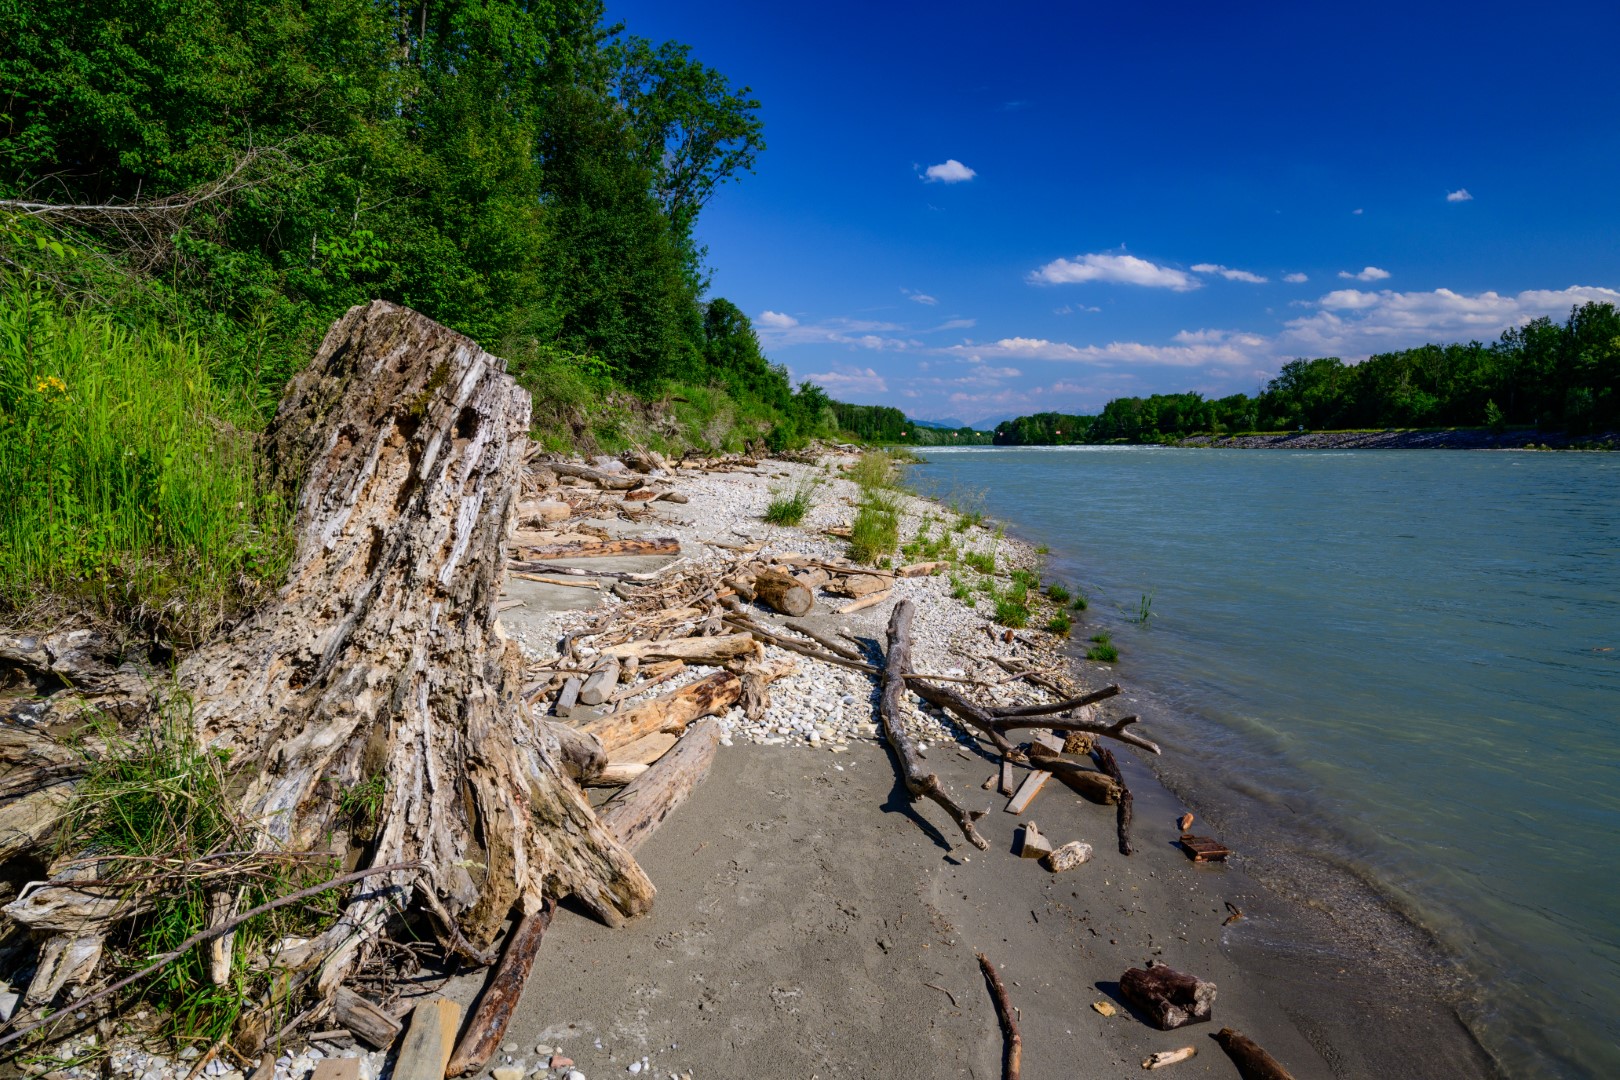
[548,1058,573,1070]
[501,1044,518,1054]
[178,1049,201,1062]
[567,1072,586,1080]
[521,500,572,525]
[309,1061,359,1080]
[492,1068,522,1080]
[1043,840,1093,872]
[0,990,17,1022]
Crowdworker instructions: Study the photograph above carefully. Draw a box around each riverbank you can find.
[1178,428,1617,450]
[476,452,1495,1079]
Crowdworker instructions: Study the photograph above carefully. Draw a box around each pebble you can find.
[493,1067,523,1080]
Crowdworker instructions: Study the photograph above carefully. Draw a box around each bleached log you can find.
[602,633,757,665]
[547,462,639,490]
[578,672,741,753]
[599,719,723,853]
[517,537,679,559]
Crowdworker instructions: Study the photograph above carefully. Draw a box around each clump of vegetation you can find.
[1046,611,1073,636]
[763,474,821,526]
[1085,632,1119,663]
[60,693,345,1044]
[849,489,901,565]
[901,515,956,564]
[949,575,974,602]
[1135,591,1155,626]
[961,549,996,575]
[848,449,898,489]
[1010,567,1041,591]
[1045,583,1071,603]
[1035,544,1050,554]
[1072,591,1090,611]
[991,582,1031,628]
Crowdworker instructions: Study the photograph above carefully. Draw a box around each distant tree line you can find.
[992,303,1620,444]
[831,403,992,446]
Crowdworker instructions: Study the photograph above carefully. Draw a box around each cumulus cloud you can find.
[1338,266,1391,282]
[1283,285,1620,358]
[1446,189,1474,203]
[1192,263,1269,284]
[756,310,798,329]
[804,366,889,394]
[1029,252,1199,291]
[1282,272,1309,284]
[923,159,976,183]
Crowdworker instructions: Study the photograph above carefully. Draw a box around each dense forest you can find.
[992,304,1620,445]
[832,403,991,445]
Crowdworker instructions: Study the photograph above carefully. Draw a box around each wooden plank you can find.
[1004,769,1050,814]
[392,999,461,1080]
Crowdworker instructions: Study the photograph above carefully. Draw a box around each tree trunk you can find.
[176,301,653,991]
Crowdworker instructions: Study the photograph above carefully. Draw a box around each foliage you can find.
[1044,583,1071,603]
[1071,591,1089,611]
[832,403,990,446]
[847,449,899,489]
[990,582,1030,628]
[1135,592,1154,626]
[1009,567,1041,592]
[1046,611,1073,636]
[848,489,900,565]
[961,549,995,575]
[0,283,288,641]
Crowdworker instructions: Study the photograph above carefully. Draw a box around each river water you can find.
[909,446,1619,1079]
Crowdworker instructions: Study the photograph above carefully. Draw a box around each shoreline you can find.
[487,451,1498,1079]
[1177,428,1617,451]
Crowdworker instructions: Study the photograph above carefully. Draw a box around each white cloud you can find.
[1192,263,1269,284]
[804,366,889,394]
[1337,266,1391,282]
[950,333,1259,368]
[902,288,938,305]
[1352,208,1364,215]
[1446,188,1474,203]
[1029,252,1200,291]
[923,159,976,183]
[1282,284,1620,358]
[756,310,798,329]
[1282,272,1309,284]
[932,318,976,331]
[754,314,912,351]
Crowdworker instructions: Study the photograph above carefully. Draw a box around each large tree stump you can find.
[174,301,653,990]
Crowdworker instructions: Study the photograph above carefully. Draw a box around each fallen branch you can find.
[1092,745,1134,856]
[879,602,988,850]
[905,679,1017,758]
[1003,713,1160,756]
[517,537,679,560]
[976,952,1022,1080]
[782,619,868,662]
[988,685,1120,718]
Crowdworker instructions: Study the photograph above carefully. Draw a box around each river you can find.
[909,445,1619,1079]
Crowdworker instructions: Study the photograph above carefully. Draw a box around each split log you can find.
[1027,743,1122,804]
[751,568,814,617]
[394,999,462,1080]
[1211,1028,1296,1080]
[585,763,649,787]
[736,657,798,720]
[578,672,741,753]
[602,633,757,665]
[1093,745,1134,855]
[1120,964,1216,1030]
[976,952,1022,1080]
[547,461,639,490]
[896,561,946,578]
[518,537,679,560]
[166,302,653,994]
[1004,769,1049,815]
[1016,822,1053,860]
[878,601,988,850]
[827,573,889,598]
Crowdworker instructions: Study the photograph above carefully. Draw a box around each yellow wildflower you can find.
[35,375,67,395]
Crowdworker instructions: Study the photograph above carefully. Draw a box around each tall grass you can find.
[0,288,288,640]
[764,474,821,526]
[847,449,898,489]
[848,488,900,565]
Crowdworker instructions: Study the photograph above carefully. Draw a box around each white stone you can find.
[493,1067,523,1080]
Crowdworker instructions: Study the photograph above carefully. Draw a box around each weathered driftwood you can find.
[333,986,402,1050]
[827,572,889,598]
[750,568,813,617]
[542,721,606,783]
[1043,840,1092,872]
[443,900,553,1076]
[737,657,798,720]
[1092,745,1134,855]
[578,671,740,753]
[546,461,639,490]
[585,763,649,787]
[1144,1046,1197,1069]
[879,601,987,850]
[1212,1028,1296,1080]
[976,951,1022,1080]
[1120,964,1216,1030]
[517,536,679,560]
[394,999,462,1080]
[1027,743,1122,804]
[837,590,891,614]
[1008,712,1160,756]
[1016,822,1053,860]
[602,633,756,665]
[578,657,621,706]
[164,302,653,991]
[599,718,722,853]
[782,619,866,662]
[907,679,1017,757]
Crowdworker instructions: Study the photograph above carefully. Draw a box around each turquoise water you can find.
[910,446,1620,1079]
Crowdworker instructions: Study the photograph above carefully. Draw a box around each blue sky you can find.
[607,0,1620,426]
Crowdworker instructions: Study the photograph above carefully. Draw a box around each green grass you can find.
[763,474,821,526]
[1134,591,1155,626]
[1046,611,1073,636]
[1085,632,1119,663]
[1071,591,1090,611]
[949,574,973,602]
[961,549,995,575]
[1045,583,1071,603]
[0,287,290,642]
[1009,567,1041,591]
[847,449,898,489]
[990,581,1030,628]
[62,692,344,1044]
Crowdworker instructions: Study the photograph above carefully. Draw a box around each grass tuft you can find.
[848,489,901,565]
[1085,632,1119,663]
[1045,583,1071,603]
[1046,611,1073,636]
[961,549,995,575]
[763,474,821,526]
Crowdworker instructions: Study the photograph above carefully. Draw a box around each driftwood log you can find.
[750,568,813,617]
[1027,742,1122,804]
[976,951,1022,1080]
[578,671,740,753]
[879,601,988,850]
[1211,1028,1297,1080]
[137,302,652,992]
[517,537,679,560]
[907,679,1018,758]
[1092,745,1134,855]
[547,461,639,490]
[1121,963,1216,1030]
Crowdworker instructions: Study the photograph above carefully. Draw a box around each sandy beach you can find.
[477,452,1497,1080]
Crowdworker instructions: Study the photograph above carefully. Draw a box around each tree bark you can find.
[879,601,988,850]
[173,301,653,991]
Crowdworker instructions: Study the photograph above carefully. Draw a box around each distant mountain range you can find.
[907,415,1004,432]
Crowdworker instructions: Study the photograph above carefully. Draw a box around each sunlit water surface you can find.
[911,446,1619,1079]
